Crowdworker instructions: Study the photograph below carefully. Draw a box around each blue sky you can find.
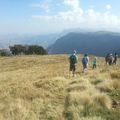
[0,0,120,35]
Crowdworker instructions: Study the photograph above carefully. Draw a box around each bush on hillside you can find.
[9,44,48,55]
[0,49,12,56]
[26,45,47,55]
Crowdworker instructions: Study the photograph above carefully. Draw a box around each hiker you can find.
[69,50,78,77]
[113,53,118,65]
[109,54,114,65]
[93,57,97,69]
[82,54,89,72]
[105,53,114,65]
[105,53,110,65]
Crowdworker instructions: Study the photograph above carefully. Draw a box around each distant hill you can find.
[49,31,120,56]
[0,33,58,49]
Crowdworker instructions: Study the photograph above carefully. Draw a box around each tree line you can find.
[0,44,48,56]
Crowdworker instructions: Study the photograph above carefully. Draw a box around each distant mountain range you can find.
[0,28,99,49]
[49,31,120,56]
[0,33,58,49]
[1,30,120,56]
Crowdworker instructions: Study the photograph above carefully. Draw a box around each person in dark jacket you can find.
[69,50,78,77]
[105,53,114,65]
[113,53,118,65]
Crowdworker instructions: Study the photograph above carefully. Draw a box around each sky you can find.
[0,0,120,35]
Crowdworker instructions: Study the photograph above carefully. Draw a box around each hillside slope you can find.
[0,55,120,120]
[49,32,120,56]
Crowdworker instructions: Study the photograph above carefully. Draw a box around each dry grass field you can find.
[0,55,120,120]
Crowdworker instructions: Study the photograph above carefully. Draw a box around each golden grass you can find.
[96,79,120,92]
[111,71,120,79]
[94,93,112,109]
[78,117,105,120]
[0,55,119,120]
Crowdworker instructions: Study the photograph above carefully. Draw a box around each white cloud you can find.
[41,2,50,12]
[106,4,112,10]
[30,1,50,12]
[32,1,120,31]
[63,0,80,11]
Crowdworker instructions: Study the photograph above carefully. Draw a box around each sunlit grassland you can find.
[0,55,120,120]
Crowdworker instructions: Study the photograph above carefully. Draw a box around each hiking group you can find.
[105,53,118,65]
[69,50,118,77]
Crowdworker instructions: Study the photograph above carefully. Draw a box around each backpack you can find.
[82,57,88,64]
[70,54,77,64]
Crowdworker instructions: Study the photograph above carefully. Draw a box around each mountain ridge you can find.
[49,31,120,56]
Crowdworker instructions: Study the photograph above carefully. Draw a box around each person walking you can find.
[105,53,110,65]
[93,57,97,69]
[113,53,118,65]
[109,54,114,65]
[82,54,89,72]
[69,50,78,77]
